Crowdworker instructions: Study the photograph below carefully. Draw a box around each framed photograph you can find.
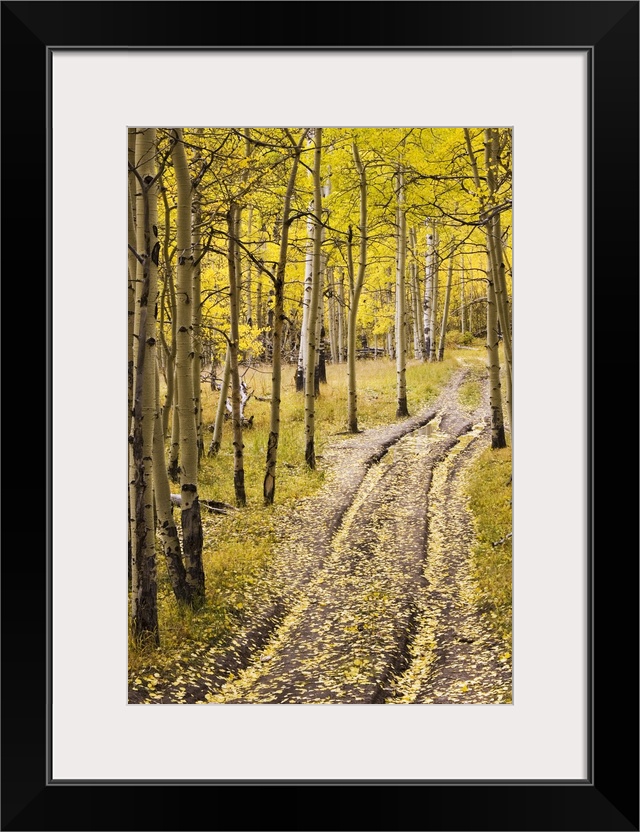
[2,2,637,830]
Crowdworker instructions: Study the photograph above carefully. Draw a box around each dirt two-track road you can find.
[129,361,512,705]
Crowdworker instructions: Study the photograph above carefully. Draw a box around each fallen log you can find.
[170,494,237,514]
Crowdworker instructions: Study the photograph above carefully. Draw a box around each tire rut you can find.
[210,370,491,704]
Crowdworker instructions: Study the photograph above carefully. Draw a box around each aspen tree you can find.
[395,165,409,417]
[171,128,205,603]
[423,227,436,360]
[304,128,323,468]
[208,346,231,457]
[263,129,306,504]
[346,140,368,432]
[485,128,512,427]
[337,266,345,362]
[152,367,190,604]
[464,128,506,448]
[428,225,439,363]
[438,251,454,360]
[460,255,466,335]
[130,128,159,642]
[409,227,423,359]
[227,203,247,506]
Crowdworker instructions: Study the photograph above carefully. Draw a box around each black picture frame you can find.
[2,2,638,830]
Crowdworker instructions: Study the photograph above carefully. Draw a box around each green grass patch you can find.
[465,444,512,647]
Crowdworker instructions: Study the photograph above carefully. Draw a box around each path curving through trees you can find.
[209,361,511,704]
[129,361,511,704]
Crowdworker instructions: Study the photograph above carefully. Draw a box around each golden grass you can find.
[465,443,512,646]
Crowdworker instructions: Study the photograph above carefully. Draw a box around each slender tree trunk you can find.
[326,267,338,363]
[460,255,466,335]
[245,205,253,326]
[485,128,512,428]
[295,198,315,392]
[191,198,204,462]
[428,226,439,363]
[337,267,345,362]
[486,251,507,448]
[127,145,137,584]
[153,367,191,605]
[159,183,177,439]
[208,346,231,457]
[438,252,454,360]
[256,278,263,332]
[304,128,323,468]
[167,374,180,483]
[423,227,434,361]
[264,130,304,504]
[395,167,409,417]
[409,227,423,359]
[130,128,159,644]
[172,129,205,604]
[227,204,247,506]
[346,140,368,432]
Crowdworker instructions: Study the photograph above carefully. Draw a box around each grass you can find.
[465,441,512,647]
[129,352,463,677]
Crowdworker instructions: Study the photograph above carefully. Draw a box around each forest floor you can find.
[129,360,512,704]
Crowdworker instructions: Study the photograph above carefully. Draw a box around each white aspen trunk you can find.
[171,129,205,604]
[127,134,137,583]
[159,183,178,440]
[314,257,324,393]
[131,128,159,643]
[460,255,466,334]
[326,267,338,363]
[191,197,204,462]
[227,204,247,506]
[152,366,190,605]
[167,369,180,483]
[263,130,304,504]
[486,251,507,448]
[304,128,323,468]
[395,167,409,417]
[428,225,439,362]
[438,253,454,360]
[485,129,512,428]
[409,226,423,359]
[245,204,254,326]
[208,346,231,457]
[346,143,368,431]
[337,266,345,362]
[423,228,434,361]
[296,203,314,392]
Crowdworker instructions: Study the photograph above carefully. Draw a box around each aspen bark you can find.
[347,140,367,432]
[304,128,323,468]
[171,128,205,604]
[485,128,512,427]
[395,167,409,417]
[409,227,423,359]
[460,255,466,335]
[130,128,159,643]
[337,267,345,362]
[191,194,204,462]
[438,252,454,360]
[208,346,231,458]
[423,228,435,361]
[263,129,304,504]
[486,252,507,448]
[227,203,247,506]
[153,367,190,605]
[429,226,439,363]
[167,375,180,483]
